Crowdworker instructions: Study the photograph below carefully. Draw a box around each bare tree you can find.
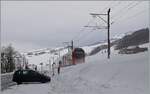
[1,44,17,73]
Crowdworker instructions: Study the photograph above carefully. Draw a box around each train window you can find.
[73,48,85,58]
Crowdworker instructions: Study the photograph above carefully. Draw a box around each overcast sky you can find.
[1,1,149,52]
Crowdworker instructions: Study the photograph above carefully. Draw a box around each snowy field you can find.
[1,48,149,94]
[25,48,69,71]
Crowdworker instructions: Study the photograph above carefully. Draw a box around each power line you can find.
[111,1,135,18]
[77,27,96,44]
[70,1,144,52]
[100,1,120,14]
[71,17,96,41]
[112,9,147,25]
[99,1,112,13]
[109,1,122,11]
[75,12,108,46]
[112,1,142,23]
[71,1,122,46]
[78,29,107,47]
[84,8,111,58]
[77,29,97,46]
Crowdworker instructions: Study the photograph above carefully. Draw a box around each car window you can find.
[30,70,38,75]
[16,71,21,74]
[15,70,21,75]
[23,70,28,75]
[18,71,21,74]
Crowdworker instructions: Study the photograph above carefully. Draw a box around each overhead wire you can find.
[81,1,142,47]
[111,1,135,19]
[111,1,142,24]
[71,1,116,46]
[72,16,99,47]
[70,1,145,47]
[71,17,95,41]
[100,1,113,13]
[78,28,98,46]
[79,1,119,46]
[110,1,122,10]
[77,2,119,46]
[112,9,147,25]
[102,1,122,15]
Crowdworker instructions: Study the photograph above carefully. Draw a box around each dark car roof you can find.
[15,69,38,74]
[15,69,49,76]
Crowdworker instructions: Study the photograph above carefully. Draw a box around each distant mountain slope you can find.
[23,28,149,57]
[115,28,149,50]
[89,45,107,56]
[88,28,149,56]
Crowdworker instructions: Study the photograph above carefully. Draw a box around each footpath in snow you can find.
[1,49,149,94]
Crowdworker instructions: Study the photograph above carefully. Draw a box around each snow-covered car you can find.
[12,69,51,85]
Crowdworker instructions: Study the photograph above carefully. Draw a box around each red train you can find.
[72,48,85,65]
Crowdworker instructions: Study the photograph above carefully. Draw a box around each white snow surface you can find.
[24,48,69,71]
[81,42,107,55]
[1,46,148,94]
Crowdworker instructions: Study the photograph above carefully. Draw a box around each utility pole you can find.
[87,8,111,59]
[63,40,74,52]
[59,50,60,59]
[49,58,51,76]
[53,57,54,63]
[107,8,110,59]
[63,41,71,52]
[40,62,43,73]
[71,40,74,51]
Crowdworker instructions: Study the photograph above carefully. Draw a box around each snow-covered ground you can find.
[1,44,149,94]
[24,48,69,71]
[81,42,107,55]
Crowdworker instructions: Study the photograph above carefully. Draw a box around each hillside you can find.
[88,28,149,55]
[115,28,149,50]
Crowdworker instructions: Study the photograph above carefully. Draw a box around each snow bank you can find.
[51,51,148,94]
[2,49,148,94]
[139,43,149,48]
[2,41,149,94]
